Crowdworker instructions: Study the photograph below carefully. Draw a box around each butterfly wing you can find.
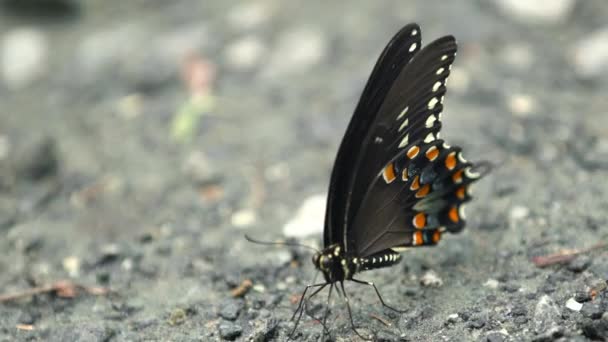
[324,24,422,248]
[351,140,484,257]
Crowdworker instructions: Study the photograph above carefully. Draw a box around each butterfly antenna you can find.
[244,234,320,253]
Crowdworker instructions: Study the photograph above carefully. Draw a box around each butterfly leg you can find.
[339,281,371,341]
[320,283,334,341]
[351,278,407,313]
[289,283,327,338]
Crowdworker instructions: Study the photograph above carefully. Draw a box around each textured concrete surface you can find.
[1,1,608,341]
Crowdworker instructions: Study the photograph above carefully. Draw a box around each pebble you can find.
[565,297,583,312]
[218,299,244,321]
[533,295,561,334]
[282,193,326,237]
[224,35,266,70]
[507,94,537,117]
[446,313,460,324]
[493,0,575,24]
[62,256,80,277]
[420,270,443,287]
[261,28,327,79]
[15,136,58,181]
[567,256,591,273]
[572,28,608,80]
[227,2,273,31]
[486,330,509,342]
[484,279,500,289]
[230,208,257,228]
[509,205,530,221]
[182,151,220,185]
[218,321,242,341]
[1,28,48,90]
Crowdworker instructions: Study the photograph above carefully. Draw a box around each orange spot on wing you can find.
[382,163,396,183]
[413,231,423,245]
[452,169,464,184]
[410,175,420,190]
[413,212,426,229]
[416,184,430,198]
[448,206,459,223]
[456,186,466,199]
[432,230,441,243]
[445,152,457,170]
[407,146,420,159]
[425,146,439,161]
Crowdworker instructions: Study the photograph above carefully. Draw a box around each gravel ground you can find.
[1,0,608,341]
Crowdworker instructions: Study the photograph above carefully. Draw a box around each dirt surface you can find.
[1,1,608,341]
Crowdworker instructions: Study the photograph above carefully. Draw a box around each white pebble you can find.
[1,28,48,90]
[283,194,326,238]
[565,297,583,312]
[231,208,257,228]
[224,35,266,70]
[420,270,443,287]
[572,28,608,80]
[510,205,530,220]
[484,278,500,289]
[508,94,536,117]
[62,256,80,277]
[493,0,575,24]
[262,28,327,79]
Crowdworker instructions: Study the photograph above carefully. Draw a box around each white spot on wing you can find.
[397,106,409,120]
[441,55,448,61]
[459,205,467,219]
[411,29,418,36]
[398,118,409,132]
[436,67,445,75]
[398,134,409,148]
[432,81,442,92]
[458,152,467,163]
[465,167,481,179]
[409,43,417,52]
[428,97,439,110]
[424,133,435,143]
[425,115,436,128]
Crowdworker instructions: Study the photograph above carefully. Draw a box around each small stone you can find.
[227,2,273,30]
[567,256,591,273]
[283,194,326,237]
[97,244,121,265]
[493,0,575,24]
[533,295,561,334]
[484,279,500,289]
[446,313,459,323]
[509,205,530,221]
[15,136,58,181]
[182,151,219,185]
[62,256,80,277]
[565,297,583,312]
[1,27,48,89]
[420,270,443,287]
[575,291,592,303]
[262,28,327,79]
[581,302,604,319]
[486,331,508,342]
[168,308,187,326]
[230,209,257,228]
[572,28,608,80]
[507,94,536,117]
[224,35,266,70]
[218,321,242,341]
[218,299,244,321]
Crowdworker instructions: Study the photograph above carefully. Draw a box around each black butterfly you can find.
[248,24,490,339]
[251,23,489,340]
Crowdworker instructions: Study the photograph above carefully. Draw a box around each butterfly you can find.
[248,23,489,340]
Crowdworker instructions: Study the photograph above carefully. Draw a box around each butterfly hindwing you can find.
[351,140,482,257]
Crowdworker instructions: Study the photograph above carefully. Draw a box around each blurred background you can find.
[1,0,608,341]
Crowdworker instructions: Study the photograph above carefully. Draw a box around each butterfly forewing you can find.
[344,36,458,237]
[324,24,422,249]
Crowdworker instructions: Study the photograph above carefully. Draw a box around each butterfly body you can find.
[312,245,402,283]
